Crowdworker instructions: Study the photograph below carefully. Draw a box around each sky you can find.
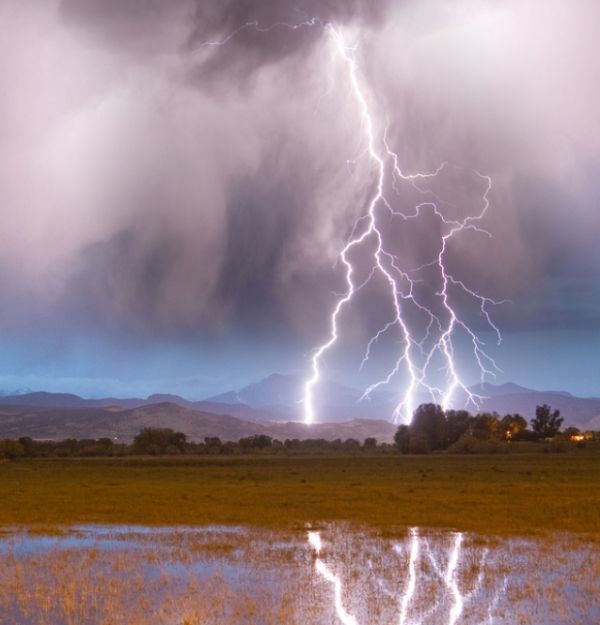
[0,0,599,400]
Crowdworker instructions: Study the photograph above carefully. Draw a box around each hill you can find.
[0,402,396,443]
[471,385,600,431]
[1,376,598,434]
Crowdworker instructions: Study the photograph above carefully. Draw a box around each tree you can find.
[204,437,223,454]
[445,410,471,447]
[563,427,580,439]
[531,404,563,438]
[133,428,187,455]
[0,439,25,460]
[470,413,501,441]
[412,404,447,450]
[500,414,527,440]
[239,434,273,451]
[18,437,35,457]
[363,437,378,449]
[394,425,410,454]
[251,434,273,449]
[408,431,431,454]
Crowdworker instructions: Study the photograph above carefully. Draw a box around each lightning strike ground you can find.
[200,19,504,425]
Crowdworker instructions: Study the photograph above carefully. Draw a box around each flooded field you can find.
[0,524,598,625]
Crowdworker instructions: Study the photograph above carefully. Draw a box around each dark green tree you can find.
[18,436,35,457]
[500,414,527,439]
[204,437,223,454]
[470,413,501,440]
[531,405,563,438]
[394,425,410,454]
[0,439,25,460]
[408,430,431,454]
[239,434,273,451]
[445,410,471,447]
[133,428,187,455]
[411,403,447,450]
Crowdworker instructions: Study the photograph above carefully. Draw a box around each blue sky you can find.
[0,328,598,399]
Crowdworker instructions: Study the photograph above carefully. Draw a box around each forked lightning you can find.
[201,18,504,425]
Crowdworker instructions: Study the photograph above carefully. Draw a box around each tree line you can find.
[0,403,595,460]
[0,428,389,460]
[394,403,579,454]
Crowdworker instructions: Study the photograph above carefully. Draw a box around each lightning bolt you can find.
[397,527,419,625]
[305,25,505,425]
[198,17,505,425]
[308,531,359,625]
[445,532,465,625]
[311,528,507,625]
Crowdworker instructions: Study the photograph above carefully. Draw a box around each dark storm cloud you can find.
[57,0,393,87]
[59,0,188,42]
[73,169,313,334]
[1,0,600,348]
[58,0,388,55]
[186,0,388,77]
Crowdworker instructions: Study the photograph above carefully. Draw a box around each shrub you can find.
[544,438,567,453]
[0,439,25,460]
[448,434,500,454]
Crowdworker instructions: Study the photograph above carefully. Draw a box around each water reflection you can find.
[304,527,597,625]
[397,528,419,625]
[309,531,358,625]
[0,524,597,625]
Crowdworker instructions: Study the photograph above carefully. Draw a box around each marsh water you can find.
[0,524,598,625]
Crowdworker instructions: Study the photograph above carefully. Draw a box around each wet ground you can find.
[0,524,598,625]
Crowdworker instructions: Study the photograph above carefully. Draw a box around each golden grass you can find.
[1,453,599,535]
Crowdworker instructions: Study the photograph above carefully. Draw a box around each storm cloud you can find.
[1,0,599,395]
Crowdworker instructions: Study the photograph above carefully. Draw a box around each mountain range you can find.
[0,402,396,443]
[0,374,598,441]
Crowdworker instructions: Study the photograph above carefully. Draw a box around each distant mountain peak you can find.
[206,373,303,407]
[469,381,574,399]
[0,387,32,397]
[470,382,533,396]
[145,393,191,407]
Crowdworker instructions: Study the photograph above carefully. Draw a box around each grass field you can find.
[2,451,599,536]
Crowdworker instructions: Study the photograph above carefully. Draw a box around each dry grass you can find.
[1,454,599,536]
